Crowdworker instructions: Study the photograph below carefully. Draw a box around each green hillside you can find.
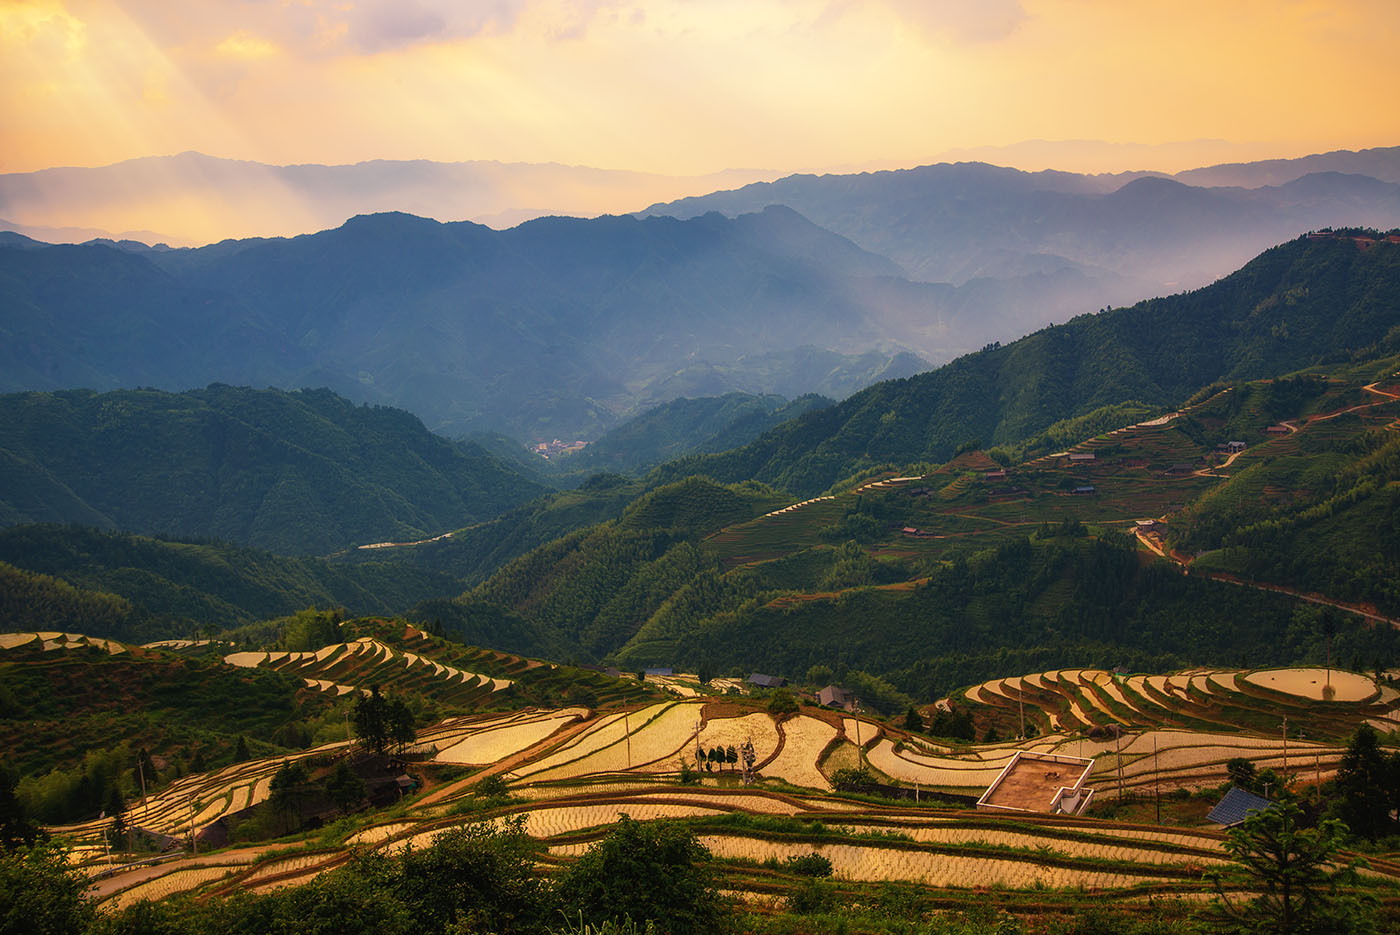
[556,392,833,476]
[0,641,334,822]
[1173,377,1400,615]
[456,363,1400,701]
[331,472,651,586]
[0,384,548,554]
[652,233,1400,498]
[0,525,461,641]
[455,477,786,659]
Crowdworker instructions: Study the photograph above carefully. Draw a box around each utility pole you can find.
[1282,716,1288,777]
[1153,733,1161,824]
[1115,728,1125,799]
[137,755,148,814]
[625,710,633,768]
[1018,694,1025,741]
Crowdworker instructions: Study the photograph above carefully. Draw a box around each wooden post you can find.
[1115,729,1124,799]
[137,755,147,812]
[1153,733,1160,824]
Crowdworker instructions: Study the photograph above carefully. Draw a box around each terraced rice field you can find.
[51,652,1400,914]
[696,835,1164,889]
[697,713,779,762]
[220,636,514,705]
[435,712,584,765]
[1243,667,1377,702]
[962,664,1400,746]
[103,866,240,910]
[522,801,727,837]
[763,716,838,790]
[867,740,1008,791]
[0,631,127,654]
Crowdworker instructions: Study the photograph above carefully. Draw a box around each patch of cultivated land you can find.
[694,835,1164,889]
[1243,667,1377,702]
[434,711,584,765]
[762,716,838,790]
[45,653,1400,915]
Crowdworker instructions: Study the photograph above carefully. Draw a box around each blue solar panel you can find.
[1207,786,1276,827]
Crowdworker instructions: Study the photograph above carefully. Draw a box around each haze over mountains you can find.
[5,146,1400,445]
[641,148,1400,299]
[0,207,928,440]
[0,152,781,245]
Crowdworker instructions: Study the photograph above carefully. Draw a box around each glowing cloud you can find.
[1,0,1396,177]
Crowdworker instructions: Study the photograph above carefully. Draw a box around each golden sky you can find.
[2,0,1398,176]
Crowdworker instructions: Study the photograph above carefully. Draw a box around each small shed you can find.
[1163,463,1196,476]
[644,667,673,677]
[1265,425,1290,435]
[1226,441,1247,453]
[1071,485,1096,495]
[1207,787,1277,827]
[748,673,787,689]
[818,685,854,710]
[1068,452,1096,463]
[984,469,1007,480]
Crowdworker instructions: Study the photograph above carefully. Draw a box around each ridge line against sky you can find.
[2,0,1398,178]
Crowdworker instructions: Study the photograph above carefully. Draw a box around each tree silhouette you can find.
[1212,800,1374,933]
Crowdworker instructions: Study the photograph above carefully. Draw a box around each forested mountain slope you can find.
[450,365,1400,703]
[0,385,546,554]
[556,392,833,476]
[0,208,932,440]
[653,234,1400,498]
[0,525,461,642]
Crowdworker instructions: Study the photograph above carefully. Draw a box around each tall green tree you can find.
[0,843,94,935]
[325,761,366,816]
[0,766,38,850]
[1213,800,1375,934]
[268,761,312,832]
[555,816,727,935]
[1330,724,1400,840]
[352,685,391,755]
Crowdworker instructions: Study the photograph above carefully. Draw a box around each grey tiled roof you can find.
[1207,786,1277,827]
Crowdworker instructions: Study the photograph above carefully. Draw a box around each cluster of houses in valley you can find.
[532,438,588,459]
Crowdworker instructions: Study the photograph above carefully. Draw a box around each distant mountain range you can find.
[0,152,780,245]
[641,151,1400,303]
[0,208,940,439]
[4,146,1400,443]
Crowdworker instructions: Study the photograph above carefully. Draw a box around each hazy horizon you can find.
[5,1,1396,176]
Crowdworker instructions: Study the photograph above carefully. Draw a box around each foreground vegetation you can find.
[4,797,1393,935]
